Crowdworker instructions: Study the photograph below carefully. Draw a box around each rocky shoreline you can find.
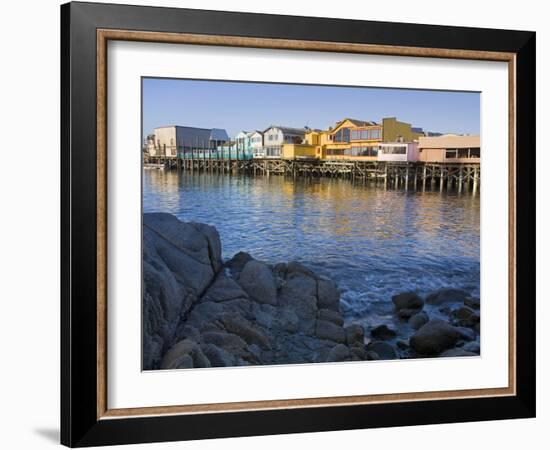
[143,213,480,370]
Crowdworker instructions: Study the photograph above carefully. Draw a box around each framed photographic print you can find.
[60,1,536,447]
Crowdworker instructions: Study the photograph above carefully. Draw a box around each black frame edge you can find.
[60,2,536,447]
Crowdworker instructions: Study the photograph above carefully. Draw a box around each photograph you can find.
[141,78,482,371]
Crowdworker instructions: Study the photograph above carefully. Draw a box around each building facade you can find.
[235,131,264,159]
[282,117,424,161]
[378,142,419,162]
[417,135,480,163]
[153,125,229,158]
[256,126,306,158]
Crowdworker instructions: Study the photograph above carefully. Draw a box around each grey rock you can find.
[161,339,211,369]
[366,341,397,360]
[455,326,476,341]
[201,331,247,352]
[409,312,429,330]
[201,343,236,367]
[142,214,360,370]
[325,344,351,362]
[371,324,397,340]
[287,261,317,278]
[350,344,368,360]
[396,339,409,350]
[317,278,340,311]
[426,288,470,305]
[238,260,278,305]
[315,319,346,343]
[392,292,424,318]
[225,251,253,275]
[440,348,477,357]
[142,213,223,369]
[345,324,365,345]
[451,306,480,327]
[463,341,481,353]
[318,308,344,326]
[366,351,380,360]
[202,273,249,303]
[410,319,461,355]
[220,314,272,350]
[464,296,480,309]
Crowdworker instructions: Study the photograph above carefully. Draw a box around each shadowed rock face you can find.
[142,213,366,370]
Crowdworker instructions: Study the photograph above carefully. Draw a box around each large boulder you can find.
[425,288,470,305]
[392,292,424,318]
[237,260,278,305]
[408,312,429,330]
[142,213,222,369]
[450,306,480,328]
[315,319,346,344]
[161,339,211,369]
[345,324,364,345]
[410,319,461,355]
[440,348,477,357]
[370,324,397,340]
[143,214,365,369]
[366,341,397,360]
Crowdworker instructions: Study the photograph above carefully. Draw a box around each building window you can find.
[334,128,350,142]
[382,146,407,155]
[371,129,381,140]
[445,149,458,158]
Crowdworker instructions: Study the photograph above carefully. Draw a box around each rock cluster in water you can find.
[143,213,367,370]
[142,213,480,370]
[364,289,481,360]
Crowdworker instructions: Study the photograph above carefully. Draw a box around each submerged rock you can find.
[408,312,429,330]
[392,292,424,318]
[371,324,397,340]
[425,288,470,305]
[450,306,480,328]
[366,341,397,360]
[464,296,480,309]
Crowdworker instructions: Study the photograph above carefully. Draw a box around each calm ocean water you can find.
[143,170,480,332]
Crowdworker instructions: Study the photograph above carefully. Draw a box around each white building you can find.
[256,126,306,158]
[377,142,419,162]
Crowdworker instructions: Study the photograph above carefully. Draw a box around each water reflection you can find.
[143,170,480,330]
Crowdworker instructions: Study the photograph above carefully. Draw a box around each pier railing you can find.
[144,156,480,192]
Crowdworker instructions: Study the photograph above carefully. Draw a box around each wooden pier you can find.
[145,156,480,192]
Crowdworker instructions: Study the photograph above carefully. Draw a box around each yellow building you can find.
[282,143,321,159]
[282,117,425,160]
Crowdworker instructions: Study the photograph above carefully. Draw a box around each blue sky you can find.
[142,78,480,139]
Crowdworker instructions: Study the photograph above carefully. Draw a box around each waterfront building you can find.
[256,126,307,158]
[215,141,237,159]
[378,142,419,162]
[153,125,229,158]
[143,134,157,156]
[417,134,480,163]
[235,130,263,159]
[282,117,424,161]
[249,131,264,157]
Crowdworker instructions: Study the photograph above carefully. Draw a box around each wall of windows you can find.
[349,128,382,141]
[445,148,480,159]
[333,128,350,142]
[381,145,407,155]
[345,146,379,157]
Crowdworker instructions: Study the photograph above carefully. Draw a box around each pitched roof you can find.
[265,125,307,135]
